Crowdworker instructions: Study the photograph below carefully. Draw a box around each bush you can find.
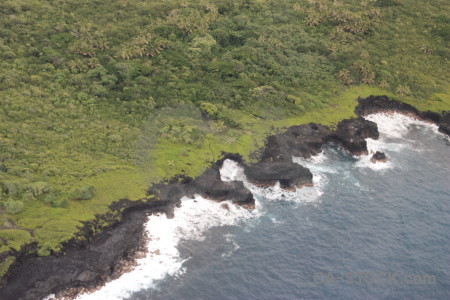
[4,199,24,214]
[29,181,51,197]
[37,243,52,256]
[70,186,96,200]
[200,102,218,119]
[43,193,56,204]
[59,198,69,208]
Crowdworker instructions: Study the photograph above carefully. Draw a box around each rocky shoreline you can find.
[1,96,449,300]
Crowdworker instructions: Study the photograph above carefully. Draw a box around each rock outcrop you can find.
[327,117,379,156]
[355,95,450,137]
[185,163,254,208]
[244,161,313,191]
[370,151,388,163]
[260,123,330,161]
[438,112,450,136]
[0,198,173,300]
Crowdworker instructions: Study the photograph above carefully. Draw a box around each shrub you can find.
[59,199,69,208]
[43,193,56,204]
[70,186,96,200]
[37,243,52,256]
[29,181,51,197]
[200,102,218,119]
[22,192,35,202]
[4,199,24,214]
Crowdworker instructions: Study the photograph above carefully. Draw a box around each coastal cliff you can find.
[1,96,448,300]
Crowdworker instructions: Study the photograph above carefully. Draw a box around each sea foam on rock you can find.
[356,95,450,137]
[244,161,313,191]
[259,117,380,161]
[326,117,379,156]
[73,195,261,300]
[185,154,255,208]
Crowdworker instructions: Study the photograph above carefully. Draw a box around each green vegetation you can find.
[0,256,15,278]
[0,0,449,270]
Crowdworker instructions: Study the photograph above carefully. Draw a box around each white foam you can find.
[220,159,322,203]
[220,159,246,182]
[270,217,283,224]
[352,138,394,171]
[306,151,328,164]
[75,196,261,300]
[292,155,332,200]
[293,155,337,175]
[355,112,441,172]
[221,233,240,258]
[295,174,326,202]
[365,112,439,139]
[354,153,393,171]
[366,137,406,153]
[60,112,445,299]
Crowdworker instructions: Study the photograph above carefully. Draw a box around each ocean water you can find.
[76,113,450,300]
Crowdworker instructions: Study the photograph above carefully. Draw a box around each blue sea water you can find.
[92,115,450,300]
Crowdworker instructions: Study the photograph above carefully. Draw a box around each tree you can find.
[379,80,390,89]
[338,68,353,85]
[200,102,219,119]
[396,85,411,96]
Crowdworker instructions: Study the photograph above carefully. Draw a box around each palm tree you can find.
[361,72,375,84]
[379,80,390,89]
[396,85,411,96]
[338,69,353,85]
[117,47,133,60]
[306,15,321,26]
[292,4,303,12]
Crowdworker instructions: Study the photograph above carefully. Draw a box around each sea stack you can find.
[370,151,388,163]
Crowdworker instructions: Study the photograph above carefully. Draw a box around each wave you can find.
[220,159,322,204]
[49,112,446,300]
[353,112,442,172]
[74,195,261,300]
[365,112,439,139]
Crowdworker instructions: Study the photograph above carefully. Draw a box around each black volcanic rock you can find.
[327,117,379,156]
[244,161,313,190]
[370,151,388,163]
[0,155,256,300]
[0,200,169,300]
[438,112,450,136]
[261,123,330,161]
[203,181,254,207]
[355,95,450,137]
[355,95,421,117]
[5,96,449,300]
[261,117,381,160]
[186,166,254,207]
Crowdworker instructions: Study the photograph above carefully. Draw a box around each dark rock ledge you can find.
[1,96,448,300]
[355,95,450,137]
[244,162,313,191]
[326,117,379,156]
[0,154,256,300]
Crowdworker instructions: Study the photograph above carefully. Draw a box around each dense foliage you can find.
[0,0,449,269]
